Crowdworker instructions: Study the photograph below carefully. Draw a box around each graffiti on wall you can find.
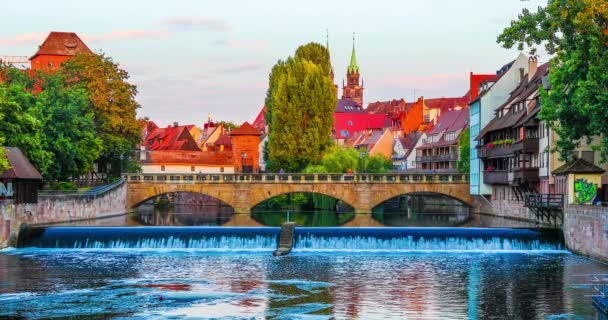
[574,178,597,204]
[0,181,13,198]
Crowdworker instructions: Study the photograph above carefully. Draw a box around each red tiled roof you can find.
[366,98,408,114]
[334,113,389,139]
[30,32,93,60]
[252,106,267,131]
[214,133,232,146]
[419,109,469,148]
[142,150,234,166]
[1,147,43,180]
[231,122,261,136]
[144,125,200,151]
[424,95,469,113]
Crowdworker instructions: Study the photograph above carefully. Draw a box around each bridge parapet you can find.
[126,173,469,184]
[126,173,474,215]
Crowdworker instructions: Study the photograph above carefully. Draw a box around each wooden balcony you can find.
[483,171,509,185]
[476,144,514,159]
[512,167,539,182]
[416,153,459,163]
[513,138,539,153]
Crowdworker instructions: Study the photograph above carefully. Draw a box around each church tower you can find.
[341,34,364,106]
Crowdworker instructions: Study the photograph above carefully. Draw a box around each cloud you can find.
[213,38,270,52]
[84,29,173,43]
[163,16,232,33]
[213,63,264,74]
[0,32,47,47]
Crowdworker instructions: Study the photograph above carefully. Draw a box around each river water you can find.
[1,225,607,319]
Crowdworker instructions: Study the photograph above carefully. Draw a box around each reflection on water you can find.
[252,192,355,227]
[373,193,472,227]
[0,250,606,319]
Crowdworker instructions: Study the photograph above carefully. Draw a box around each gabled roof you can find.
[419,109,469,148]
[231,122,261,136]
[214,133,232,146]
[336,98,365,113]
[252,105,267,131]
[424,95,469,113]
[553,158,605,175]
[30,32,93,60]
[144,125,200,151]
[1,147,43,180]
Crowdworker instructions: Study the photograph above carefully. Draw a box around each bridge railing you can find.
[39,177,126,199]
[126,173,469,184]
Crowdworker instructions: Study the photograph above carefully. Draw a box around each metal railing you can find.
[39,177,126,199]
[126,173,469,184]
[524,193,564,209]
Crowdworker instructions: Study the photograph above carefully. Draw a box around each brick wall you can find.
[563,205,608,263]
[0,182,127,248]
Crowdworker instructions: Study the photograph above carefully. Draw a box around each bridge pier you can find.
[344,214,384,227]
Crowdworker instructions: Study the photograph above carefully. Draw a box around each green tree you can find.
[266,49,337,172]
[497,0,608,161]
[36,72,103,181]
[0,146,8,172]
[218,121,238,130]
[303,145,392,173]
[61,53,142,176]
[457,127,470,173]
[0,65,51,173]
[295,42,332,76]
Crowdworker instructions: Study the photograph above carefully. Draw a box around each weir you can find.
[16,226,565,252]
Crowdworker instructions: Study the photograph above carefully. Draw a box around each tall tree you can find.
[60,53,142,175]
[267,54,337,172]
[295,42,332,76]
[0,65,51,173]
[457,128,470,173]
[36,72,103,181]
[497,0,608,161]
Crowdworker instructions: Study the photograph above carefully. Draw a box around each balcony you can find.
[416,153,459,163]
[513,137,539,153]
[483,170,509,185]
[512,167,539,182]
[476,144,514,159]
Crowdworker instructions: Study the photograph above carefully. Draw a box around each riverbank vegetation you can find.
[0,53,141,182]
[498,0,608,161]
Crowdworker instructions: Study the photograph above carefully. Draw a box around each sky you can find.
[0,0,548,127]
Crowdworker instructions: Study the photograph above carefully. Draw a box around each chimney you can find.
[173,122,178,128]
[528,56,538,81]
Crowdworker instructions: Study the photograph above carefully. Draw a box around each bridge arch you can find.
[127,183,240,211]
[366,184,474,212]
[249,189,356,211]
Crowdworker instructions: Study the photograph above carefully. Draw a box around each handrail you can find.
[39,177,126,198]
[125,173,469,184]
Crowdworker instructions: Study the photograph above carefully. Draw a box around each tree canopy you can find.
[303,145,393,173]
[497,0,608,161]
[61,53,142,175]
[457,127,470,173]
[266,43,337,172]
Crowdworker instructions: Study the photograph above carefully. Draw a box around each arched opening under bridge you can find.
[372,192,471,227]
[251,192,355,227]
[132,192,235,226]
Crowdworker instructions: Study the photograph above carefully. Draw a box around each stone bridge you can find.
[126,173,474,215]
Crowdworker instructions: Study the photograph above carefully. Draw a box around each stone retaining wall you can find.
[0,182,127,248]
[563,205,608,263]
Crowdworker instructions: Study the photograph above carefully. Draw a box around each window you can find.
[471,124,480,137]
[582,151,595,163]
[191,166,195,172]
[340,129,349,137]
[161,165,165,171]
[519,68,525,82]
[220,167,224,173]
[347,120,353,126]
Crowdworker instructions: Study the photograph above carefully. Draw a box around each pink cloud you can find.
[214,38,270,52]
[84,29,173,43]
[163,16,232,33]
[0,32,47,47]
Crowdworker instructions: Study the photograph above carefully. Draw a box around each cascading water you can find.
[293,227,565,252]
[19,227,280,250]
[16,226,565,252]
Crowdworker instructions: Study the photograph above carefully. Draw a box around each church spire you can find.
[348,32,359,74]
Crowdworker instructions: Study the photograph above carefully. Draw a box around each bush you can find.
[53,181,78,191]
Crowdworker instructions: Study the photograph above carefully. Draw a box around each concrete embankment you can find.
[0,181,127,248]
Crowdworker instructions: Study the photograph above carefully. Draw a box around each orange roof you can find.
[231,122,261,136]
[142,150,234,166]
[30,32,93,60]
